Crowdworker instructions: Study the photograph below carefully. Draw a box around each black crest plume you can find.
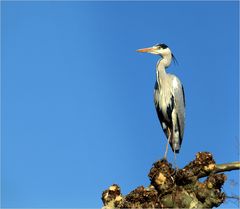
[172,53,178,65]
[155,43,168,49]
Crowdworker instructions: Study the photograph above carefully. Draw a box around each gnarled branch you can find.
[214,162,240,173]
[101,152,240,209]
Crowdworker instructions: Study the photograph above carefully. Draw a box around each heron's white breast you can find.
[172,77,179,89]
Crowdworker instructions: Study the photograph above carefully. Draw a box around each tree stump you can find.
[101,152,239,208]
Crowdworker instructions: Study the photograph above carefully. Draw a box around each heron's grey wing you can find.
[172,77,185,145]
[154,81,171,140]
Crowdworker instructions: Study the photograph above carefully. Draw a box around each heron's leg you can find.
[173,150,178,170]
[163,129,171,159]
[163,141,168,159]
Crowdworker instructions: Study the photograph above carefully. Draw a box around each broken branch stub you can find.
[102,152,239,208]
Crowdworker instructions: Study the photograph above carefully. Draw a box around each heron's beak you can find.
[136,47,155,53]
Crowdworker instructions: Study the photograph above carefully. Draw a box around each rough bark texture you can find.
[101,152,240,208]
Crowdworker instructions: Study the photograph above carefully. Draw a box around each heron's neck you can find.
[156,55,172,77]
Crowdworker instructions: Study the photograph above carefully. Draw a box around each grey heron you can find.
[137,43,185,159]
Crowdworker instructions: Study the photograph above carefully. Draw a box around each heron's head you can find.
[136,43,177,64]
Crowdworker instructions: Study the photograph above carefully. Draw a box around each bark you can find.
[101,152,240,208]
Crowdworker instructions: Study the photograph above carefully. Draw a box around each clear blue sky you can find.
[1,1,239,208]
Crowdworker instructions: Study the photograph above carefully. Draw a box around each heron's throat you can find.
[158,54,172,68]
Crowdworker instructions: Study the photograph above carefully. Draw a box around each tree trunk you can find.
[101,152,240,208]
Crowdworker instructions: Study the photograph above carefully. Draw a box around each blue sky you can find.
[1,1,239,208]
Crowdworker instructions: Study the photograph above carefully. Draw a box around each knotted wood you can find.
[101,152,240,208]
